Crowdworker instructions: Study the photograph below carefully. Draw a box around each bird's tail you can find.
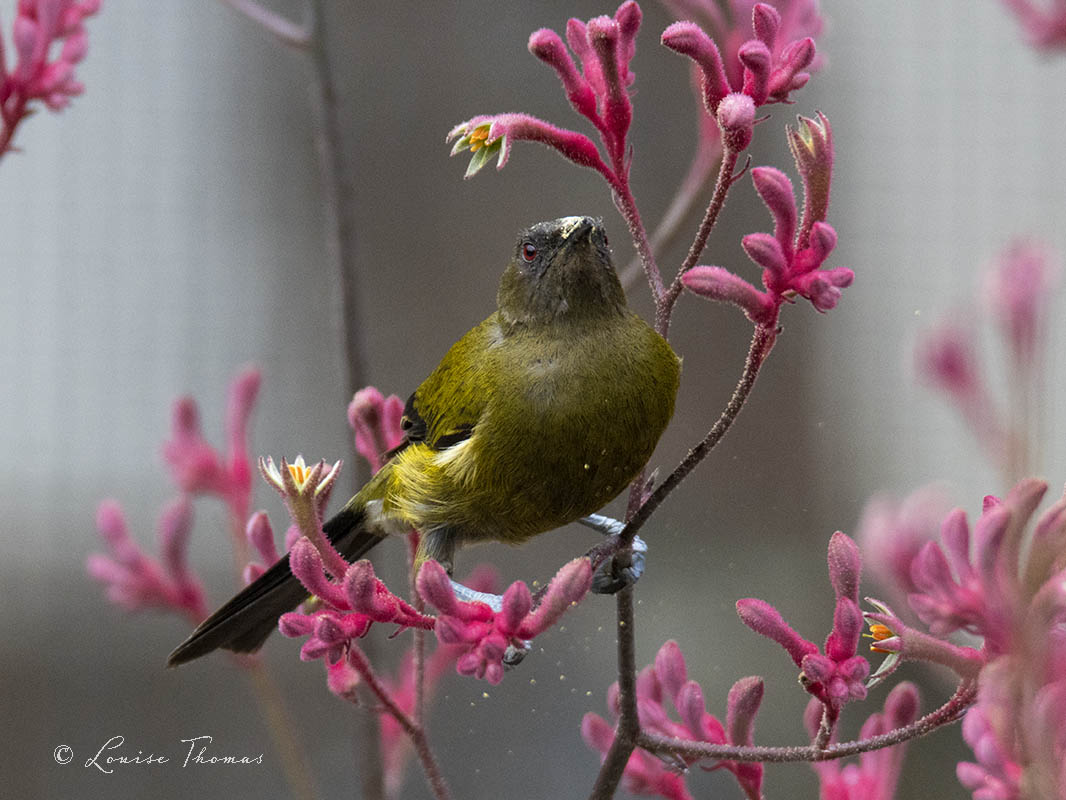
[166,503,383,667]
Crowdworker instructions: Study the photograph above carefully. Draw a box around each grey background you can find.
[3,1,1063,798]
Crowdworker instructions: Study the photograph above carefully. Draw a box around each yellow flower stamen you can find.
[288,456,311,487]
[865,623,895,654]
[468,126,490,152]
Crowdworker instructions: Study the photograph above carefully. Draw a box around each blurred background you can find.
[3,1,1065,797]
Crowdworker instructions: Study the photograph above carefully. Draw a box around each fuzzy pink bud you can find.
[653,640,687,704]
[661,21,732,115]
[682,266,775,325]
[716,91,755,151]
[726,676,764,747]
[528,28,597,120]
[738,39,772,106]
[827,531,861,604]
[752,4,781,48]
[736,598,818,667]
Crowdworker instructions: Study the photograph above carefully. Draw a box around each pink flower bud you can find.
[751,167,797,253]
[661,21,731,114]
[827,531,861,603]
[246,511,278,565]
[290,538,347,609]
[653,640,687,704]
[726,676,764,747]
[738,39,772,105]
[752,4,781,49]
[716,91,755,151]
[278,612,315,637]
[158,496,194,580]
[736,598,818,667]
[741,232,787,279]
[528,28,597,120]
[682,266,774,325]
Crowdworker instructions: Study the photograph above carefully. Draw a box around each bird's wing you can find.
[387,315,497,458]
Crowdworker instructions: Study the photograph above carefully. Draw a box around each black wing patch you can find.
[389,391,474,457]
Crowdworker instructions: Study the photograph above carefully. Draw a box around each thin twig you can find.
[347,647,454,800]
[638,681,977,764]
[619,139,721,292]
[302,3,380,797]
[588,587,641,800]
[220,0,311,48]
[612,174,666,302]
[622,323,778,547]
[657,144,742,336]
[246,662,319,800]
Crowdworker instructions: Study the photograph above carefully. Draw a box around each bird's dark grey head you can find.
[497,216,626,326]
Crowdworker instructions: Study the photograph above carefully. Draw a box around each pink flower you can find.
[449,2,641,188]
[737,532,869,715]
[857,484,952,598]
[660,0,826,91]
[87,497,207,622]
[1001,0,1066,50]
[661,2,819,115]
[348,387,404,474]
[0,0,100,156]
[582,640,765,800]
[684,115,851,325]
[417,558,592,685]
[982,239,1059,366]
[956,669,1023,800]
[809,682,920,800]
[904,479,1047,654]
[162,367,260,522]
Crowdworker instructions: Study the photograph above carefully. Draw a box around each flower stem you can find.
[246,661,319,800]
[658,144,742,337]
[619,140,721,291]
[611,174,665,304]
[347,646,453,800]
[622,323,777,547]
[219,0,311,47]
[304,2,381,795]
[588,586,640,800]
[638,681,977,763]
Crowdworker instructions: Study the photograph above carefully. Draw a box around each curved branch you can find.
[622,323,778,547]
[638,682,977,764]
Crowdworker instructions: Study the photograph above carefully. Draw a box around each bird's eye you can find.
[521,242,537,262]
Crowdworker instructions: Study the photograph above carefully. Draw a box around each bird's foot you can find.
[579,514,647,594]
[448,578,530,667]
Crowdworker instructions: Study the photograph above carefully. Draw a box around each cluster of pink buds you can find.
[661,2,816,151]
[582,640,764,800]
[163,367,261,523]
[448,1,642,189]
[88,497,206,622]
[915,239,1058,476]
[737,532,869,732]
[683,112,852,324]
[417,558,592,685]
[860,479,1066,798]
[89,368,262,626]
[0,0,100,156]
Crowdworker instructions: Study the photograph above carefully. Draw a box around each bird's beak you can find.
[560,217,596,252]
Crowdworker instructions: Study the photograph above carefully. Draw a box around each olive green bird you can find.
[168,216,680,666]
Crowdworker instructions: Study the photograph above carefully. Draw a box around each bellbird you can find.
[168,216,680,666]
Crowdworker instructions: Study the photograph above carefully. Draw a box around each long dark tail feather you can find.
[166,506,383,667]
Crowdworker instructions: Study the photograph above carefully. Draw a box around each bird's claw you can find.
[591,534,647,594]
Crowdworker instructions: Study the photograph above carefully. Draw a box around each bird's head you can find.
[497,216,626,327]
